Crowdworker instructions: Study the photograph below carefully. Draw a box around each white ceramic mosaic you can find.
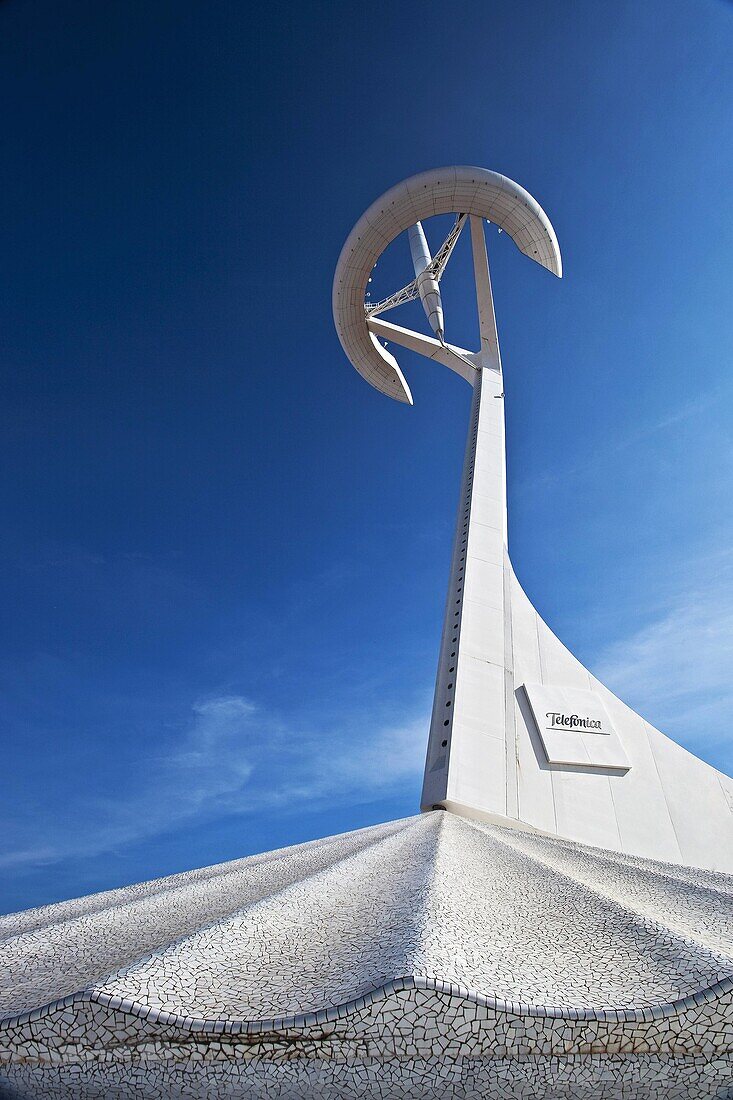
[1,811,732,1097]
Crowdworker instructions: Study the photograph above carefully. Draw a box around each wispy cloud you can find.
[595,549,733,774]
[516,389,720,496]
[0,696,428,871]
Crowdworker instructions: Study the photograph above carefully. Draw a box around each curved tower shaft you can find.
[421,219,733,865]
[422,217,512,814]
[333,166,733,873]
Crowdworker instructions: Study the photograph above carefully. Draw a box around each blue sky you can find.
[1,0,732,914]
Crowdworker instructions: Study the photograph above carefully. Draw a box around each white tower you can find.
[333,166,733,872]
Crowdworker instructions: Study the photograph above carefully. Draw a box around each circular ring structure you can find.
[333,166,562,404]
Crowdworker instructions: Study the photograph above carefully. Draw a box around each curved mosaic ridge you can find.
[1,811,732,1038]
[4,969,733,1036]
[3,981,732,1100]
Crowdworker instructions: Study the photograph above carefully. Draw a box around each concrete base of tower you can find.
[1,811,731,1099]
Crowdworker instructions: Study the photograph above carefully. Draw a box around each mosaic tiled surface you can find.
[1,810,732,1098]
[1,1057,732,1100]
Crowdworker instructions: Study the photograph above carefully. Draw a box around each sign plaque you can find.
[521,683,630,770]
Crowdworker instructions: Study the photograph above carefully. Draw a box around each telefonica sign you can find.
[522,683,631,770]
[545,712,603,732]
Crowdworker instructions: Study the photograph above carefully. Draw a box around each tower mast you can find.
[422,217,513,817]
[333,166,733,870]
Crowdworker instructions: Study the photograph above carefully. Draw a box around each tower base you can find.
[1,812,731,1098]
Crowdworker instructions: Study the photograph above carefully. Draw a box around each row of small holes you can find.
[440,381,481,749]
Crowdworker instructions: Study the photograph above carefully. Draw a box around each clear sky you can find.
[1,0,732,915]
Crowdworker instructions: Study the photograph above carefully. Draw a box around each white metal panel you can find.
[646,726,733,873]
[466,521,504,566]
[552,769,623,852]
[590,687,682,863]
